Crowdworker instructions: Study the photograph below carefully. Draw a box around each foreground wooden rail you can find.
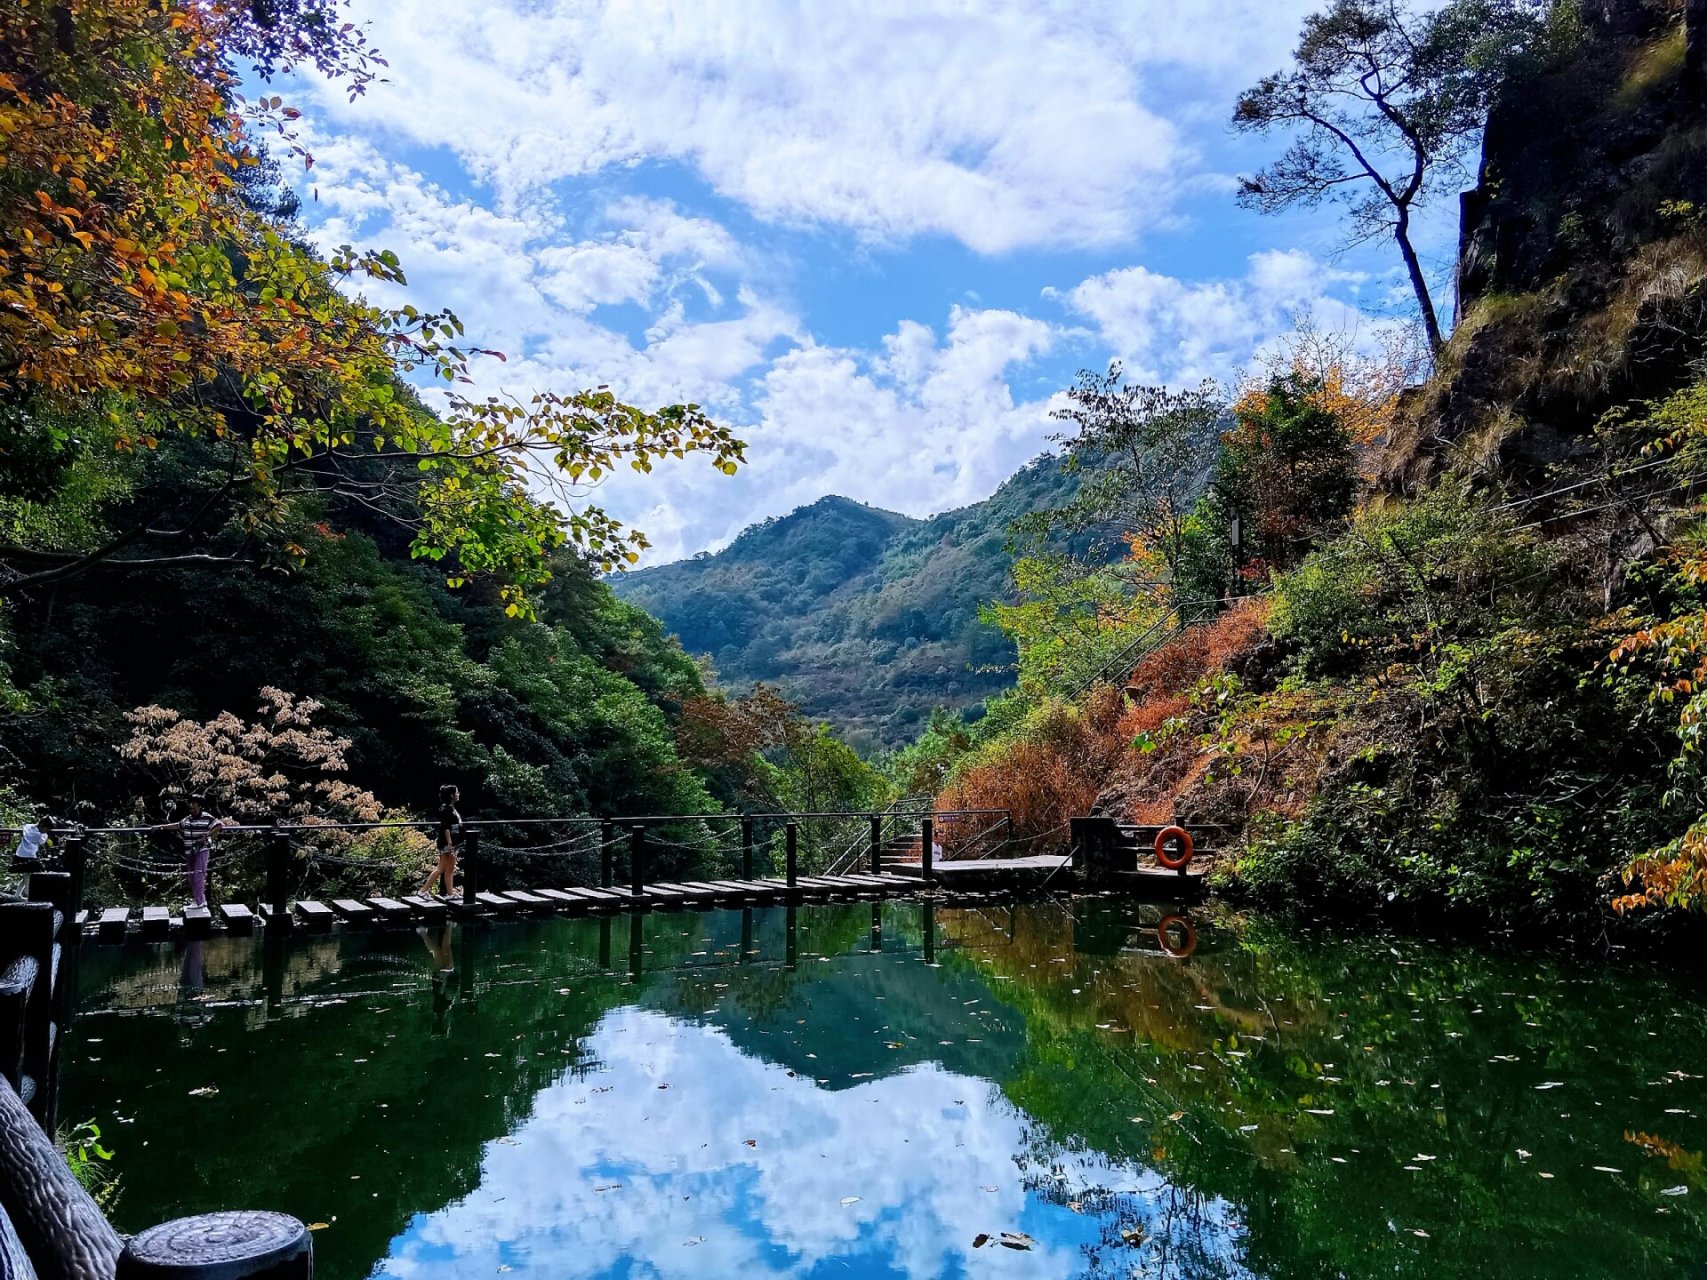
[0,874,314,1278]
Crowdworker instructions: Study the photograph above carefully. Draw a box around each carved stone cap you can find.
[118,1212,310,1280]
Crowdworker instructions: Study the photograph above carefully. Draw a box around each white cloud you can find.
[301,0,1323,255]
[1048,249,1385,386]
[275,1,1413,566]
[376,1008,1236,1280]
[540,304,1061,564]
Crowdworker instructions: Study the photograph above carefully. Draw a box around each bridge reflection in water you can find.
[63,902,1707,1280]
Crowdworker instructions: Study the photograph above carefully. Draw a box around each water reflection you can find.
[61,902,1707,1279]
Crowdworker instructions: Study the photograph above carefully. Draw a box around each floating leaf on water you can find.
[841,1197,861,1206]
[1662,1186,1689,1197]
[683,1236,705,1247]
[743,1139,757,1147]
[188,1087,218,1097]
[998,1232,1036,1251]
[1167,1111,1185,1122]
[1120,1226,1145,1245]
[308,1223,329,1231]
[1534,1082,1564,1090]
[1593,1166,1622,1174]
[980,1185,998,1193]
[972,1234,990,1249]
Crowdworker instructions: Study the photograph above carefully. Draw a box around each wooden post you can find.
[627,913,643,980]
[118,1211,311,1278]
[266,829,290,930]
[869,815,883,876]
[923,900,937,966]
[598,917,612,971]
[869,903,882,952]
[462,830,480,905]
[785,822,798,888]
[741,817,754,881]
[64,831,87,937]
[740,908,754,964]
[630,825,646,897]
[784,904,797,970]
[920,817,934,884]
[600,820,615,889]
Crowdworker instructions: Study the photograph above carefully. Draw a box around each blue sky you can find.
[283,0,1451,563]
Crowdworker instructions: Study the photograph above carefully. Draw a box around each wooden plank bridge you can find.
[6,806,1211,946]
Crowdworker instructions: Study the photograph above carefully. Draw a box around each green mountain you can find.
[612,457,1083,749]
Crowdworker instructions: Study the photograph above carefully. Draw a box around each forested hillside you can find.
[903,0,1707,934]
[0,2,884,838]
[613,456,1089,748]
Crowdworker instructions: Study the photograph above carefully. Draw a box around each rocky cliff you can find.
[1396,0,1707,505]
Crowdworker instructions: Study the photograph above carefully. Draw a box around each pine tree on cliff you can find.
[1233,0,1566,355]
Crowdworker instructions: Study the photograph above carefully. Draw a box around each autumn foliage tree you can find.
[1217,371,1358,573]
[117,686,386,825]
[0,0,742,611]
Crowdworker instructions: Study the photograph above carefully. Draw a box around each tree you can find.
[116,686,386,824]
[982,553,1164,698]
[0,1,742,611]
[1217,371,1358,572]
[1014,364,1224,599]
[1233,0,1560,352]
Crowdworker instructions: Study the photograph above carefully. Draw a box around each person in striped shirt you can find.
[153,795,232,908]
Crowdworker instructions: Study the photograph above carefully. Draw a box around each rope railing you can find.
[7,806,1016,915]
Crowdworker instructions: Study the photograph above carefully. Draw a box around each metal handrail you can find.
[937,814,1012,863]
[820,795,932,878]
[1064,614,1185,701]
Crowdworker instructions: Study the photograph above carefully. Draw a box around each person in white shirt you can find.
[12,816,52,862]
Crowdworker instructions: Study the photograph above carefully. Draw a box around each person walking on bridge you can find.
[154,794,231,909]
[421,784,462,899]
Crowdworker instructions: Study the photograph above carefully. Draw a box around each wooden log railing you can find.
[0,866,312,1279]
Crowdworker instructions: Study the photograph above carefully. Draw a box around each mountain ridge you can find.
[612,456,1083,748]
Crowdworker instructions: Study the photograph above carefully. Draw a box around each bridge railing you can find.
[4,804,1015,926]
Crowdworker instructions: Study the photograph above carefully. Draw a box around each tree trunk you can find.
[1394,210,1444,354]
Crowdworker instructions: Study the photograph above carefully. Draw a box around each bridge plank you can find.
[559,886,620,903]
[329,899,375,923]
[474,891,516,913]
[139,907,169,941]
[218,903,254,934]
[183,905,214,939]
[293,900,336,931]
[367,897,414,922]
[401,894,448,919]
[96,907,129,942]
[499,890,551,911]
[534,888,585,909]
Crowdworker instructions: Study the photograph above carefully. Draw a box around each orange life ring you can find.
[1154,825,1194,870]
[1156,914,1197,958]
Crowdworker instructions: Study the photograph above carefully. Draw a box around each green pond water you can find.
[58,900,1707,1279]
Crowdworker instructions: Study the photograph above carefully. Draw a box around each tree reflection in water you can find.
[62,901,1707,1279]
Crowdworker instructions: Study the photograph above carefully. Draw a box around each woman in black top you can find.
[421,784,461,897]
